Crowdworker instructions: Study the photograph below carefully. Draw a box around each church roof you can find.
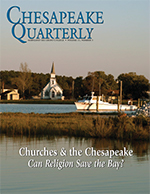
[51,63,55,74]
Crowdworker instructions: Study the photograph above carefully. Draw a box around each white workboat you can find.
[75,92,137,111]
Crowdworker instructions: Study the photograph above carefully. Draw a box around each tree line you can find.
[0,63,149,100]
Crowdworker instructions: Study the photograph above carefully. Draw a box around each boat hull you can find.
[75,102,137,111]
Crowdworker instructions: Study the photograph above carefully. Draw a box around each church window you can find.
[52,80,54,84]
[45,90,49,96]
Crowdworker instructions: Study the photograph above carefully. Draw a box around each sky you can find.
[0,0,149,80]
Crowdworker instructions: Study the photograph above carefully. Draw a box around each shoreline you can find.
[0,99,75,104]
[1,112,149,141]
[0,99,145,105]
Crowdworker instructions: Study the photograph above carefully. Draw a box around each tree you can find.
[118,72,149,99]
[83,71,118,96]
[106,74,118,90]
[74,76,84,98]
[56,75,74,99]
[11,63,32,98]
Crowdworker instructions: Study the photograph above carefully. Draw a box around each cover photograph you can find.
[0,0,149,193]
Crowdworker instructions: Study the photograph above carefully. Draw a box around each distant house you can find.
[107,89,119,96]
[107,89,119,102]
[147,91,150,98]
[0,89,20,100]
[41,63,64,100]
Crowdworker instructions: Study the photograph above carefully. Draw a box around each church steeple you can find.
[50,62,55,79]
[51,62,55,74]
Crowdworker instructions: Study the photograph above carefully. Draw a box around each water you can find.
[0,104,76,113]
[1,136,149,193]
[0,104,135,115]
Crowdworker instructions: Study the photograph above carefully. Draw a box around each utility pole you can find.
[99,79,101,96]
[116,80,122,106]
[72,80,74,99]
[92,77,94,92]
[138,98,140,108]
[118,96,120,112]
[120,81,122,104]
[96,96,100,111]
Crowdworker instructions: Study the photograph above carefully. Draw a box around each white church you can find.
[41,63,64,100]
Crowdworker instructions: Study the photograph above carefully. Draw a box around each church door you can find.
[52,91,55,98]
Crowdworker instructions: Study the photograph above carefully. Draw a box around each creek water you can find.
[0,104,76,113]
[1,135,149,193]
[0,104,135,115]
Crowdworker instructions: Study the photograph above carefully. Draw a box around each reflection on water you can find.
[91,138,149,160]
[1,135,150,193]
[1,135,149,160]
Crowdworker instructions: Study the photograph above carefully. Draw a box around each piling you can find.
[118,96,120,112]
[140,100,143,107]
[138,98,140,108]
[96,96,99,111]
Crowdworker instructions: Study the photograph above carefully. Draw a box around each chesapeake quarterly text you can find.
[7,6,104,43]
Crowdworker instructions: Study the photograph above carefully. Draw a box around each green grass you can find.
[1,112,149,141]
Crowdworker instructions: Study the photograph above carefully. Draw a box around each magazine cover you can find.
[1,0,149,193]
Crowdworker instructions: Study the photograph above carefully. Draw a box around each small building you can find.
[41,63,64,100]
[107,89,119,102]
[0,89,20,100]
[147,91,150,98]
